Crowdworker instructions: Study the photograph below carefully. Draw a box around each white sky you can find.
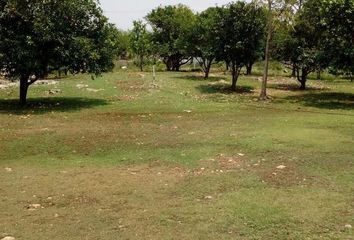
[99,0,235,30]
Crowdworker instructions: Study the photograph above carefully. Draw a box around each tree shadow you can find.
[196,83,254,95]
[284,92,354,110]
[175,75,227,82]
[268,83,327,91]
[0,97,109,115]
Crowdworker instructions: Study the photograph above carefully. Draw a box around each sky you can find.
[100,0,233,30]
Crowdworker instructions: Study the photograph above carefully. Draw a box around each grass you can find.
[0,66,353,239]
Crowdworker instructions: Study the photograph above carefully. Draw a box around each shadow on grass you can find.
[175,75,227,82]
[284,92,354,110]
[196,83,254,94]
[0,97,109,115]
[269,83,327,91]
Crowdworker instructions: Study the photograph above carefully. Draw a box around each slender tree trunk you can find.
[246,62,254,75]
[140,55,144,72]
[225,61,230,71]
[204,68,210,79]
[297,68,307,90]
[19,74,29,106]
[317,69,321,80]
[260,0,273,100]
[204,60,212,79]
[42,64,49,79]
[231,62,238,91]
[291,65,296,77]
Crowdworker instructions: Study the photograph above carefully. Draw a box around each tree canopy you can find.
[0,0,117,105]
[146,4,196,71]
[321,0,354,81]
[185,7,221,79]
[217,2,266,91]
[130,20,151,71]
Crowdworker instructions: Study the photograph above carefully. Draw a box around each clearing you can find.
[0,65,353,239]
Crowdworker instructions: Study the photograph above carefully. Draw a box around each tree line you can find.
[130,0,353,93]
[0,0,353,105]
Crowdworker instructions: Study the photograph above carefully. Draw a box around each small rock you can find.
[4,167,12,172]
[183,110,192,113]
[48,89,61,95]
[27,203,42,211]
[54,213,59,218]
[76,84,88,89]
[204,196,213,200]
[34,80,58,85]
[86,88,104,93]
[238,153,245,157]
[276,165,286,170]
[345,224,352,229]
[1,236,16,240]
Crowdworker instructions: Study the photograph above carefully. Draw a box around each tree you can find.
[278,0,326,89]
[0,0,116,105]
[146,4,196,71]
[185,7,220,79]
[115,29,131,60]
[258,0,297,99]
[130,20,151,71]
[320,0,354,82]
[217,2,266,91]
[291,17,325,89]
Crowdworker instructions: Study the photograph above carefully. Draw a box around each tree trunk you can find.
[291,65,296,77]
[300,80,306,90]
[225,61,230,71]
[246,62,253,75]
[20,74,29,106]
[140,55,144,72]
[231,62,238,91]
[42,65,49,79]
[204,60,212,79]
[171,56,180,71]
[204,70,209,79]
[260,0,272,100]
[297,68,307,90]
[317,69,321,80]
[164,58,172,71]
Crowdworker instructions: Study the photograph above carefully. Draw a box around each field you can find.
[0,64,353,239]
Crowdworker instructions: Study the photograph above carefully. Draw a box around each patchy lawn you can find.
[0,68,353,239]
